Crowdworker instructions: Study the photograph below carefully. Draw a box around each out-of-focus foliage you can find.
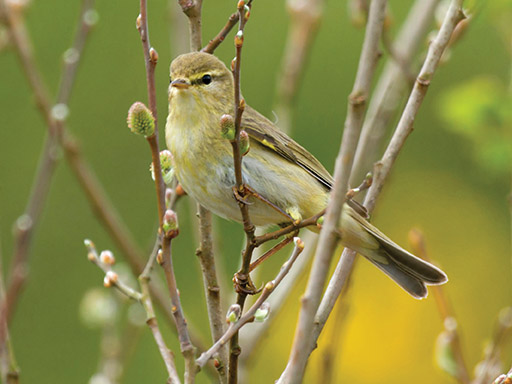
[438,76,512,175]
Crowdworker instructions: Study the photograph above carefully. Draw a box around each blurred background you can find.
[1,0,511,383]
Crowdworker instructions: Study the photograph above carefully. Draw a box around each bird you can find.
[165,51,447,299]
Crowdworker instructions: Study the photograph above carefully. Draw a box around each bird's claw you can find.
[232,185,253,206]
[233,272,262,295]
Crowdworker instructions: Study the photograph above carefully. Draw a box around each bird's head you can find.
[168,52,234,113]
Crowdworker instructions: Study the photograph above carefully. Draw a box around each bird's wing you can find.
[242,106,333,190]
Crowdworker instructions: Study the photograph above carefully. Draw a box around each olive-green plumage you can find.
[166,52,447,299]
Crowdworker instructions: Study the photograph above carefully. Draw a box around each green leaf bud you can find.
[226,304,241,323]
[254,302,270,322]
[239,130,250,156]
[220,114,236,140]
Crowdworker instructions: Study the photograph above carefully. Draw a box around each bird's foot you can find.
[232,185,253,206]
[233,272,262,295]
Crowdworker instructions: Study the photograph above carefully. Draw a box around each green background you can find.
[1,0,511,383]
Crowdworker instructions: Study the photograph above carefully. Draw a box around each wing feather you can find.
[242,106,333,190]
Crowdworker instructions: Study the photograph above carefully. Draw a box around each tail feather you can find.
[339,204,448,299]
[363,236,447,299]
[366,255,429,299]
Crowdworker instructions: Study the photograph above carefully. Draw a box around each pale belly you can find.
[167,112,328,227]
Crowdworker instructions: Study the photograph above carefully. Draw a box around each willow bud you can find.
[234,30,244,47]
[239,130,250,156]
[127,102,155,137]
[220,114,236,141]
[163,209,179,238]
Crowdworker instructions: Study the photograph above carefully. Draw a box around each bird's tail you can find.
[340,205,448,299]
[361,232,448,299]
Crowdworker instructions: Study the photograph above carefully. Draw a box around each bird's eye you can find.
[201,74,212,85]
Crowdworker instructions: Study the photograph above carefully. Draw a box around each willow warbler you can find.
[166,52,447,299]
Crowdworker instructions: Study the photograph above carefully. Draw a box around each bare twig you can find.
[409,229,469,384]
[239,232,317,359]
[473,308,512,384]
[306,0,466,367]
[197,239,305,368]
[364,1,466,212]
[140,280,182,384]
[201,12,239,54]
[178,0,203,51]
[275,0,325,133]
[350,0,440,184]
[196,205,227,382]
[0,251,20,384]
[85,241,181,383]
[0,0,96,350]
[227,4,256,382]
[278,1,388,382]
[139,1,196,382]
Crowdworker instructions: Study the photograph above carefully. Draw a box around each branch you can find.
[85,241,181,383]
[139,2,196,382]
[275,0,325,133]
[408,229,469,384]
[197,238,305,368]
[227,3,256,382]
[196,205,227,381]
[0,0,96,350]
[3,0,207,367]
[239,232,318,358]
[474,308,512,384]
[364,0,466,212]
[0,252,20,384]
[350,0,440,184]
[278,1,387,382]
[140,276,182,384]
[201,12,239,54]
[306,0,466,367]
[178,0,203,51]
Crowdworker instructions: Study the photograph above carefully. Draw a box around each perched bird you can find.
[165,51,447,299]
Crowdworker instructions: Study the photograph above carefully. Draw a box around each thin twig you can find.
[275,0,325,133]
[409,229,469,384]
[196,205,227,382]
[201,12,239,54]
[239,232,317,359]
[160,236,197,384]
[364,1,466,212]
[178,0,203,51]
[139,1,196,382]
[4,0,206,366]
[0,250,20,384]
[473,308,512,384]
[278,1,388,382]
[0,0,96,350]
[228,3,255,382]
[86,241,182,383]
[350,0,440,185]
[140,279,182,384]
[252,210,324,248]
[307,0,466,367]
[197,239,305,368]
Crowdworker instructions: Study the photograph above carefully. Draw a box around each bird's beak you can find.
[170,79,190,89]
